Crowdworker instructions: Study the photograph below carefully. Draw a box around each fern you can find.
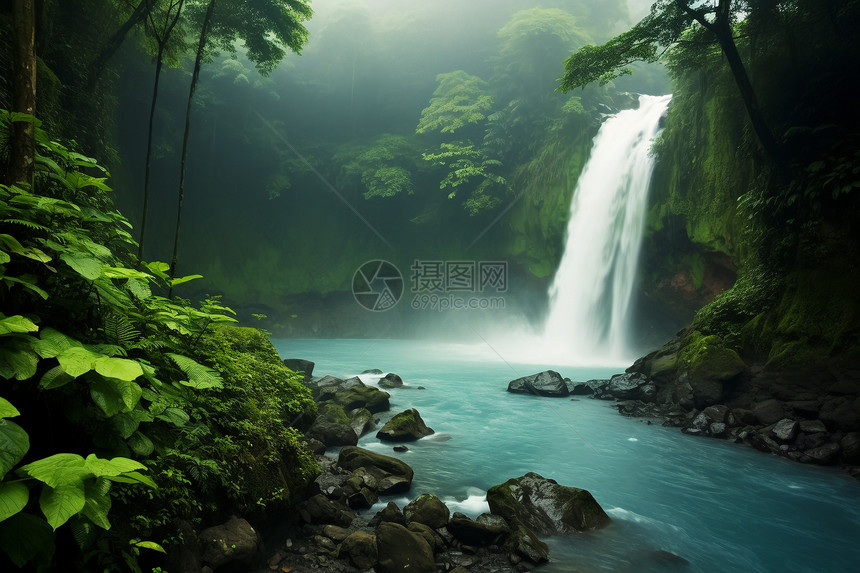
[1,218,49,232]
[103,313,139,346]
[166,353,223,389]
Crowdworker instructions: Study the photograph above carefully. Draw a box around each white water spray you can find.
[541,94,671,364]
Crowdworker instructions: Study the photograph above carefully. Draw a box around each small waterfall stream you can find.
[542,94,671,363]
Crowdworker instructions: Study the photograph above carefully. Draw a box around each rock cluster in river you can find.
[263,450,615,572]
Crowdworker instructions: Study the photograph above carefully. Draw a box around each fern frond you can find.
[166,353,223,389]
[103,313,139,346]
[1,218,49,232]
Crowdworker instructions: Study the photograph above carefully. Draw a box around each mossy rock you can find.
[403,493,449,529]
[333,385,391,413]
[307,404,358,447]
[337,446,414,485]
[376,408,434,441]
[503,524,549,564]
[487,472,610,535]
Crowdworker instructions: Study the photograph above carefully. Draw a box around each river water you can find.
[272,338,860,573]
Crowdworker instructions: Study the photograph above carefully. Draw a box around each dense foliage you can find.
[0,112,317,571]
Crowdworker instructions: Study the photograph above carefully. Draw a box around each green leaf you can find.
[39,365,75,390]
[101,266,150,280]
[110,412,140,439]
[40,482,86,530]
[127,432,154,457]
[56,346,98,378]
[0,397,20,419]
[59,252,103,281]
[0,419,29,479]
[0,481,29,522]
[166,353,223,389]
[126,278,151,301]
[93,356,142,382]
[89,377,125,417]
[34,328,81,359]
[2,275,49,299]
[106,470,157,489]
[169,274,203,287]
[156,407,189,427]
[83,455,145,478]
[146,261,170,280]
[0,315,38,335]
[134,540,166,553]
[0,512,55,568]
[81,478,111,530]
[19,453,91,487]
[0,346,39,381]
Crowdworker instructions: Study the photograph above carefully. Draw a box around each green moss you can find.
[678,330,746,381]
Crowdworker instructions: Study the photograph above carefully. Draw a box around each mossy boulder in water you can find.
[375,522,435,573]
[337,446,414,493]
[333,383,391,413]
[306,403,358,447]
[377,408,434,441]
[403,493,449,528]
[507,370,570,397]
[678,331,747,408]
[487,472,611,535]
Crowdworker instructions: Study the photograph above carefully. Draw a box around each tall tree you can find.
[9,0,37,187]
[138,0,186,261]
[89,0,159,86]
[558,0,782,164]
[169,0,313,292]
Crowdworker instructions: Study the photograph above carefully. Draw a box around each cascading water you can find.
[542,94,672,364]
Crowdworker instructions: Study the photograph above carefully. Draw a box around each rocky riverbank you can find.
[504,363,860,479]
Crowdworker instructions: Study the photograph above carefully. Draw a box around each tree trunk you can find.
[169,0,216,296]
[89,0,152,88]
[138,49,165,262]
[10,0,37,188]
[675,0,782,165]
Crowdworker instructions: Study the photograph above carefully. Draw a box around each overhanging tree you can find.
[558,0,782,164]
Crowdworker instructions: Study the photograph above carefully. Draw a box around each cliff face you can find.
[630,6,860,467]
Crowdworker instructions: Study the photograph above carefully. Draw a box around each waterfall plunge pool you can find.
[273,338,860,573]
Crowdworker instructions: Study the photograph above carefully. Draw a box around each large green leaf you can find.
[0,315,38,335]
[1,275,49,299]
[105,470,156,489]
[0,512,55,568]
[0,397,20,418]
[89,377,125,417]
[59,252,103,281]
[128,432,154,457]
[93,356,142,382]
[0,346,39,380]
[39,482,86,530]
[56,346,99,378]
[83,455,145,478]
[34,328,80,359]
[39,366,75,390]
[19,453,91,487]
[0,481,29,522]
[0,419,29,479]
[156,407,189,427]
[81,478,111,530]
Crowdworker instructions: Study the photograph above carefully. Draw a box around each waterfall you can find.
[542,94,671,364]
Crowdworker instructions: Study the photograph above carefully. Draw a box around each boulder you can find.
[377,408,434,441]
[799,419,827,434]
[447,512,510,546]
[378,475,412,495]
[771,419,799,444]
[404,493,450,529]
[703,405,730,423]
[299,494,355,527]
[362,368,383,375]
[283,358,314,379]
[198,516,260,569]
[507,370,569,397]
[349,407,375,438]
[369,501,407,527]
[333,384,391,413]
[569,381,596,395]
[378,372,404,389]
[753,399,786,425]
[606,372,651,400]
[340,531,377,569]
[819,396,860,431]
[347,487,378,509]
[308,374,347,401]
[337,446,414,486]
[487,472,611,535]
[407,522,446,552]
[504,524,549,565]
[306,403,358,447]
[375,522,436,573]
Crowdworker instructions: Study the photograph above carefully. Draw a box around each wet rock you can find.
[362,368,383,375]
[340,531,377,569]
[771,419,799,444]
[404,493,450,529]
[448,512,510,546]
[305,437,327,455]
[375,522,436,573]
[732,408,757,426]
[378,372,404,389]
[749,431,780,454]
[348,407,375,438]
[338,446,414,482]
[284,358,314,380]
[753,399,786,426]
[321,525,350,542]
[393,445,409,452]
[569,381,596,395]
[799,419,827,434]
[407,522,446,552]
[805,442,841,464]
[347,487,378,509]
[487,472,611,535]
[378,475,412,495]
[789,400,821,419]
[819,396,860,431]
[841,432,860,464]
[703,405,730,423]
[308,375,347,401]
[333,383,391,413]
[369,501,407,527]
[307,403,358,447]
[377,408,435,441]
[507,370,570,397]
[709,422,727,438]
[607,372,651,400]
[300,494,355,527]
[198,516,260,569]
[504,524,549,565]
